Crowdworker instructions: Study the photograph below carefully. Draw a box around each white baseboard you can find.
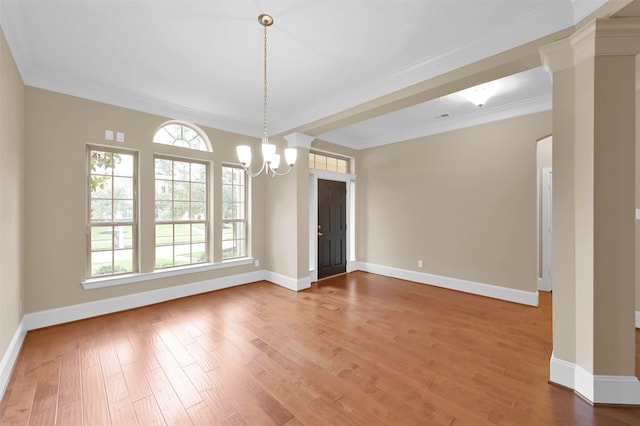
[550,353,575,389]
[551,354,640,404]
[22,270,266,331]
[1,268,312,400]
[0,319,27,400]
[590,375,640,405]
[265,271,311,291]
[353,262,538,306]
[346,261,360,273]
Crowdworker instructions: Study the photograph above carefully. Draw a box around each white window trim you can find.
[81,258,254,290]
[221,164,248,260]
[87,146,139,278]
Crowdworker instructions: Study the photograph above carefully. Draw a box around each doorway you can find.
[540,168,552,291]
[537,135,552,292]
[317,179,347,279]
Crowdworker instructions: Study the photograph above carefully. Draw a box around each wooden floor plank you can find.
[144,367,193,425]
[0,335,44,425]
[109,397,138,425]
[82,364,111,425]
[132,395,166,426]
[56,344,82,425]
[26,358,60,426]
[2,272,640,425]
[121,362,153,403]
[186,400,217,425]
[183,362,237,423]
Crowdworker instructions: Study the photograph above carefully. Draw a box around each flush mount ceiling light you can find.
[463,84,495,108]
[236,14,297,177]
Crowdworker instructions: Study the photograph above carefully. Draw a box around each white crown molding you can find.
[22,70,261,138]
[332,94,552,150]
[351,261,538,306]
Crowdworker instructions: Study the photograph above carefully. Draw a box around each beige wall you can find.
[636,81,640,313]
[0,28,25,361]
[262,138,302,279]
[23,88,265,313]
[357,111,551,292]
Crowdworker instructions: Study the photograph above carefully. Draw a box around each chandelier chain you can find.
[263,22,268,139]
[235,14,296,178]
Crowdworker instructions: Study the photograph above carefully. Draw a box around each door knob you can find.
[318,232,323,236]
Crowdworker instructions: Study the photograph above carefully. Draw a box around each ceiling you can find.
[0,0,613,149]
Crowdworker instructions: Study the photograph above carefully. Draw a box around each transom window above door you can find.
[309,151,351,174]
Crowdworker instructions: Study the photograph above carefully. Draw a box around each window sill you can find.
[82,258,254,290]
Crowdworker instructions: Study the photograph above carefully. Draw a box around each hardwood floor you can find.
[1,271,639,425]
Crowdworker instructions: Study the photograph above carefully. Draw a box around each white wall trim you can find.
[265,271,311,291]
[591,375,640,405]
[550,354,640,405]
[0,319,27,400]
[23,270,266,331]
[354,262,538,306]
[1,268,312,399]
[550,353,576,390]
[346,261,362,273]
[82,258,254,290]
[636,311,640,329]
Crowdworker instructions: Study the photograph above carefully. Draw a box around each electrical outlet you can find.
[418,260,424,268]
[254,259,260,267]
[105,130,113,140]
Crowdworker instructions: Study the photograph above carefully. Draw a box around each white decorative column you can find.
[540,17,640,405]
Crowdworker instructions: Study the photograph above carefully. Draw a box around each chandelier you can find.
[236,14,297,177]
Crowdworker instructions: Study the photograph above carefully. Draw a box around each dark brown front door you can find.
[317,179,347,279]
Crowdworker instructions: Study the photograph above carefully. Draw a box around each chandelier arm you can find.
[241,161,268,178]
[268,165,294,177]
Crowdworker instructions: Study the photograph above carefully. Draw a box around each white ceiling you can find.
[0,0,610,149]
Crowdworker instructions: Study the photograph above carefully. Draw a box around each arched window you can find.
[153,121,212,152]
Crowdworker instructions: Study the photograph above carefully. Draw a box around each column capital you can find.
[594,17,640,56]
[539,38,575,72]
[540,17,640,72]
[284,132,315,150]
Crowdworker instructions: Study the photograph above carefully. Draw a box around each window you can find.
[222,165,247,259]
[88,148,137,277]
[155,157,208,268]
[309,151,350,174]
[153,121,211,152]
